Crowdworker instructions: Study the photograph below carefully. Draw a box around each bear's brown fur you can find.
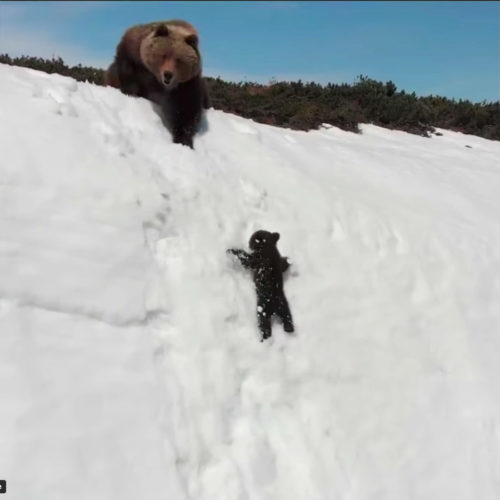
[106,20,209,148]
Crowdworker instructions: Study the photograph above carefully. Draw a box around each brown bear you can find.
[106,20,209,148]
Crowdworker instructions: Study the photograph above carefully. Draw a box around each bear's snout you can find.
[163,71,174,85]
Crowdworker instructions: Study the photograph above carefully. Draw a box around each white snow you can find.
[1,62,500,500]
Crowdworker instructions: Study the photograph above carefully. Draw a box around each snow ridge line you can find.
[0,293,168,328]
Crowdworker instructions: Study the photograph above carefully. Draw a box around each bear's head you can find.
[249,230,280,252]
[140,20,202,90]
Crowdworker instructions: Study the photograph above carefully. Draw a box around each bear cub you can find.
[228,230,294,341]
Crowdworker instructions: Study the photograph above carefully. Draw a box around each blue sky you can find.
[0,1,498,102]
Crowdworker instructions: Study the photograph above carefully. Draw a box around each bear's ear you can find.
[154,25,170,37]
[185,34,198,48]
[272,232,280,242]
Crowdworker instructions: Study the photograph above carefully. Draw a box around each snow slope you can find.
[1,63,500,500]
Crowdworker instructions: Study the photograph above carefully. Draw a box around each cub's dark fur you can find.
[228,230,294,341]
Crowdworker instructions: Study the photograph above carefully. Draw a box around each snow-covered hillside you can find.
[1,63,500,500]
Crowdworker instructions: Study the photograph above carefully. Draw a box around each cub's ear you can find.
[272,232,280,242]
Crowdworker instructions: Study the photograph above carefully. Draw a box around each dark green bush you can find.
[1,54,498,140]
[0,54,106,85]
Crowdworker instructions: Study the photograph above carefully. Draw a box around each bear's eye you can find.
[155,25,169,37]
[185,35,198,47]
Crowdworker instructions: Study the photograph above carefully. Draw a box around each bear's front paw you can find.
[261,331,272,342]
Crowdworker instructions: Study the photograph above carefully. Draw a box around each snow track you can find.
[1,63,500,499]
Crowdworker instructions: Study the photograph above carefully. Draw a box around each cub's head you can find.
[140,20,202,90]
[249,230,280,252]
